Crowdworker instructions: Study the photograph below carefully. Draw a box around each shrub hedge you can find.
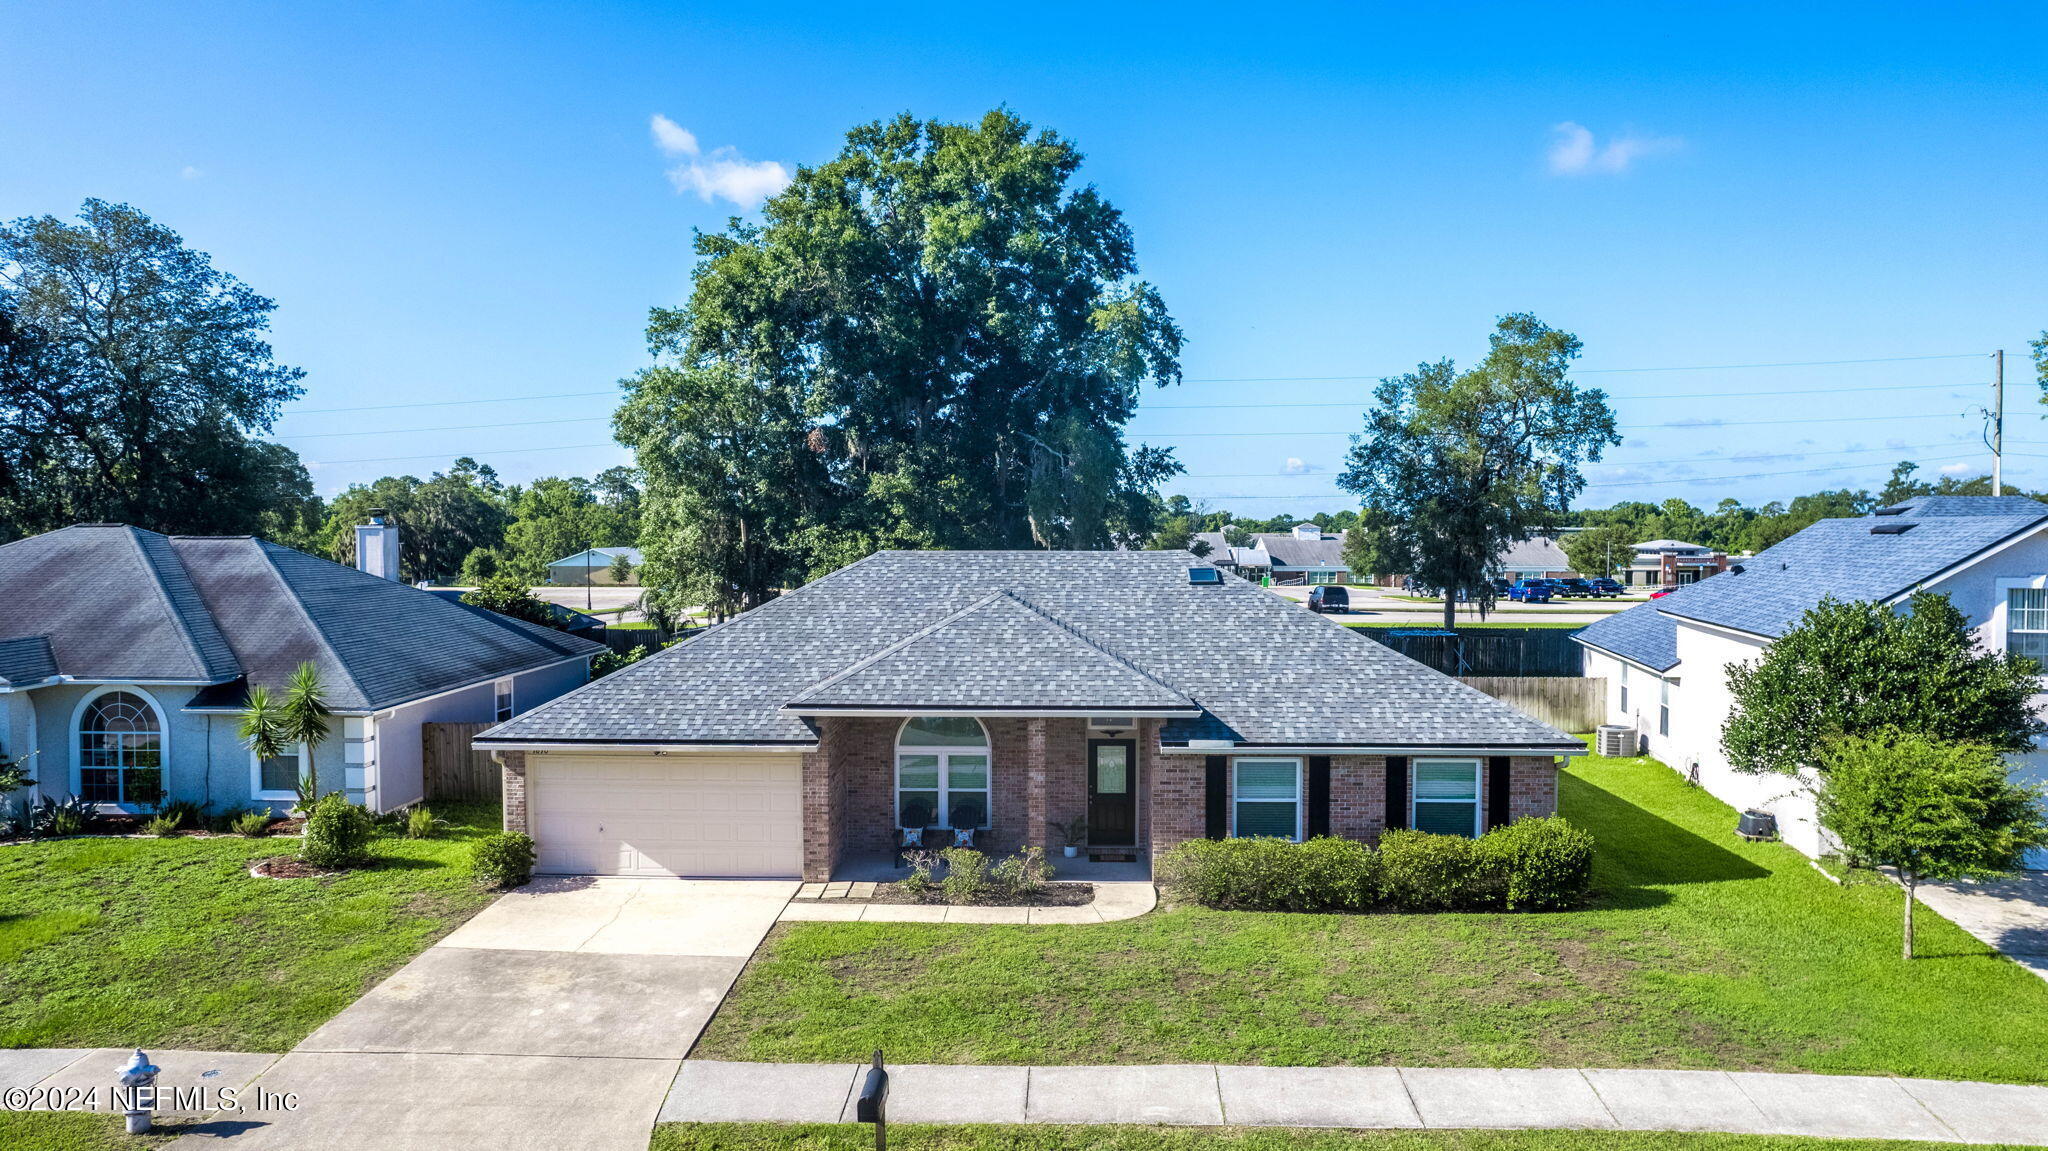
[471,831,537,889]
[1156,816,1592,913]
[300,793,376,869]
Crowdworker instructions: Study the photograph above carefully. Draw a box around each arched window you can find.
[76,689,164,806]
[895,717,990,830]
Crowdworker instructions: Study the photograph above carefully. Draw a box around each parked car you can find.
[1307,585,1351,613]
[1649,587,1675,599]
[1487,578,1512,597]
[1508,580,1553,603]
[1554,578,1595,598]
[1588,577,1623,597]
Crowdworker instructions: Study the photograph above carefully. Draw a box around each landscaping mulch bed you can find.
[868,882,1094,907]
[249,855,337,879]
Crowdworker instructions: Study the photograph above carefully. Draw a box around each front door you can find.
[1087,739,1136,846]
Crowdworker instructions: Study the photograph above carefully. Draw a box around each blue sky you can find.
[5,1,2045,515]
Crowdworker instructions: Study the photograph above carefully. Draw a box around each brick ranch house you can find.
[477,551,1584,881]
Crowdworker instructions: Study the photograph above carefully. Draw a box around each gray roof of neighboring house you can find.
[1499,535,1571,571]
[0,525,603,712]
[0,636,58,686]
[1259,532,1348,570]
[549,546,643,567]
[481,549,1580,752]
[1575,495,2048,671]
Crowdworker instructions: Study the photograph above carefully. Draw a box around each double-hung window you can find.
[494,679,515,723]
[1412,758,1482,837]
[2007,587,2048,665]
[1658,678,1671,737]
[895,717,991,829]
[1232,757,1302,839]
[1619,663,1629,714]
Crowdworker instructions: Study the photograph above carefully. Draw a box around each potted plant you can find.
[1058,816,1088,858]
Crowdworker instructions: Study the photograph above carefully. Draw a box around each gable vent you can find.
[1870,522,1917,535]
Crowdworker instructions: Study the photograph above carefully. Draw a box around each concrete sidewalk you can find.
[661,1061,2048,1145]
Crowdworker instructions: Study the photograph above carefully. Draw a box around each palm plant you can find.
[238,663,335,814]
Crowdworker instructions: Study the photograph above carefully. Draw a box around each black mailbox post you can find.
[855,1049,889,1150]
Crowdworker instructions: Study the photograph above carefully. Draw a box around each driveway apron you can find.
[174,877,796,1151]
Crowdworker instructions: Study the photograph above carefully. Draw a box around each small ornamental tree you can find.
[607,551,635,585]
[1817,731,2048,958]
[1722,593,2045,779]
[462,573,563,629]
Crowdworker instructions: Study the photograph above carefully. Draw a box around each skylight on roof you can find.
[1187,567,1223,585]
[1870,522,1917,535]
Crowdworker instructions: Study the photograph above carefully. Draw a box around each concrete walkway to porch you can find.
[659,1061,2048,1145]
[781,880,1155,924]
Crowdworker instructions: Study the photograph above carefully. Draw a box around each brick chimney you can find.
[355,509,401,581]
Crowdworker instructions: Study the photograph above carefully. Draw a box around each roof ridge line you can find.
[993,589,1193,702]
[249,539,375,707]
[785,590,1012,704]
[126,526,234,682]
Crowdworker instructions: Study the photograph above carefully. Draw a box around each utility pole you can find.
[1992,349,2005,496]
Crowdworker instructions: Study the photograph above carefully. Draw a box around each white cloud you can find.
[649,114,699,158]
[179,166,202,180]
[1284,458,1307,474]
[1940,461,1978,476]
[650,114,791,209]
[1547,122,1682,176]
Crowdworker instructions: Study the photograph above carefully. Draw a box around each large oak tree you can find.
[618,109,1184,617]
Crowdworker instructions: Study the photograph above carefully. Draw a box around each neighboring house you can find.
[0,519,603,816]
[477,550,1583,880]
[547,547,644,586]
[1620,539,1731,589]
[1498,535,1575,581]
[1575,496,2048,867]
[1189,532,1272,576]
[1191,523,1346,584]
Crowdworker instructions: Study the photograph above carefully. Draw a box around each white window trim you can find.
[70,684,170,811]
[893,718,992,830]
[250,741,310,802]
[1659,677,1671,738]
[1618,663,1629,715]
[493,678,516,723]
[1993,576,2048,661]
[1229,756,1304,841]
[1410,756,1483,838]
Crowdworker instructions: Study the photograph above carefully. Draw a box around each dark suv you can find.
[1554,578,1595,598]
[1307,585,1351,613]
[1587,577,1623,597]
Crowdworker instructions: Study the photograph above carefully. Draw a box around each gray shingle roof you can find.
[0,636,58,686]
[482,550,1581,752]
[1259,533,1348,570]
[1499,535,1570,572]
[0,526,603,711]
[1574,495,2048,671]
[787,590,1196,711]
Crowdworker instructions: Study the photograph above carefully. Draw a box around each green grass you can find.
[608,620,661,630]
[0,802,502,1052]
[695,749,2048,1083]
[0,1112,196,1150]
[650,1127,2045,1151]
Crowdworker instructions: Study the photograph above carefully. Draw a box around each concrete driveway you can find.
[1918,871,2048,981]
[177,878,796,1151]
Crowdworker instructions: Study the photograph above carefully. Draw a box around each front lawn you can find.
[695,749,2048,1083]
[0,802,502,1052]
[0,1113,193,1150]
[650,1126,2044,1151]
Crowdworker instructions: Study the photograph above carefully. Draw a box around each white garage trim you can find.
[528,752,804,878]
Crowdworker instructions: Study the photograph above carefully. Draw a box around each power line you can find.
[283,416,611,440]
[1145,381,1982,409]
[1173,352,1983,384]
[1178,438,1978,481]
[1127,411,1968,438]
[279,389,620,418]
[305,443,624,467]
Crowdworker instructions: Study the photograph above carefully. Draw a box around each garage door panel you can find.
[528,754,804,878]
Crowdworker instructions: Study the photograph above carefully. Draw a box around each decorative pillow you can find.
[952,827,976,847]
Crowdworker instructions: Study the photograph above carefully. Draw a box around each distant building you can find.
[1192,523,1348,584]
[1498,535,1575,580]
[547,547,644,587]
[1620,540,1730,589]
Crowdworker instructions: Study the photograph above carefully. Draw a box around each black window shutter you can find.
[1204,756,1228,839]
[1306,756,1331,838]
[1487,756,1512,830]
[1384,756,1409,830]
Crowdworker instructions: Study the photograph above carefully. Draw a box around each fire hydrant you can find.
[116,1049,160,1135]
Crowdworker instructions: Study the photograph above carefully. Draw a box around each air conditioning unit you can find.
[1596,724,1635,758]
[1088,717,1136,733]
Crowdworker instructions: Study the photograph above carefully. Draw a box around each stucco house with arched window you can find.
[478,550,1583,881]
[0,522,603,817]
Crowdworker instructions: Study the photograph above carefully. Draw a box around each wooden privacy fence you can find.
[1358,626,1586,677]
[423,722,500,803]
[1459,676,1605,734]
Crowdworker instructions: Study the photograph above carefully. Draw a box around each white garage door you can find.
[528,754,804,877]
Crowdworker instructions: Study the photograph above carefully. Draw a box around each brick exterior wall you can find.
[497,751,527,834]
[1329,754,1386,841]
[1147,747,1207,859]
[1508,755,1560,821]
